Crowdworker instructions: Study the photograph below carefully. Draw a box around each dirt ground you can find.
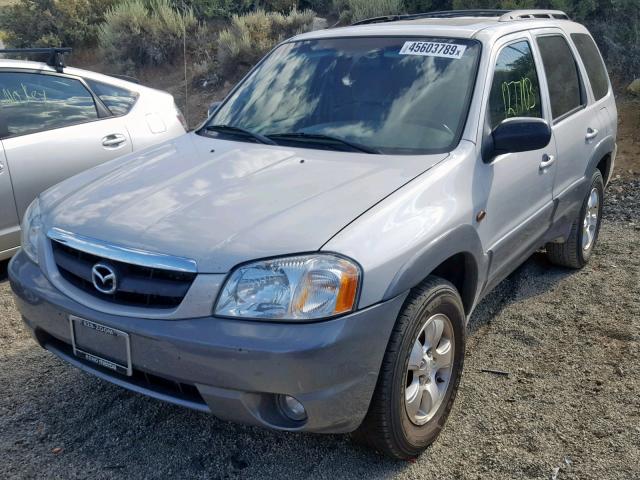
[0,97,638,479]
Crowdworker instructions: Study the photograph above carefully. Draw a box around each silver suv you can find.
[10,10,617,459]
[0,48,187,260]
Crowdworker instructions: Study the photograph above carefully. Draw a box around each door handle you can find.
[585,128,599,141]
[539,154,555,171]
[0,161,3,173]
[102,134,127,149]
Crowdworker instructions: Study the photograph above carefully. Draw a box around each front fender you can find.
[322,141,486,311]
[382,224,486,310]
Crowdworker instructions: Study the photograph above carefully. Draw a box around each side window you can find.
[86,79,138,116]
[570,33,609,101]
[488,41,543,129]
[536,35,584,120]
[0,72,98,138]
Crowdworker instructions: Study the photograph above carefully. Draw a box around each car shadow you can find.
[467,251,575,335]
[0,259,9,283]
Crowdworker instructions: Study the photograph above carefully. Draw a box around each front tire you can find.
[546,170,604,269]
[353,277,466,459]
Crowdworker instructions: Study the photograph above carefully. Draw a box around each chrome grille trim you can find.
[47,227,197,273]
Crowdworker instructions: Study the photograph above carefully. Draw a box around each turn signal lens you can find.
[334,265,359,314]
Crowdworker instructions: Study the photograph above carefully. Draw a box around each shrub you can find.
[217,8,315,77]
[338,0,404,24]
[177,0,299,19]
[260,0,299,13]
[99,0,206,69]
[177,0,253,19]
[0,0,118,48]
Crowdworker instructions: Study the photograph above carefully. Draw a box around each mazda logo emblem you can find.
[91,263,117,295]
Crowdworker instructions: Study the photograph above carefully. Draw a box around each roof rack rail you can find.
[499,10,569,21]
[352,9,569,26]
[352,10,509,25]
[0,47,72,73]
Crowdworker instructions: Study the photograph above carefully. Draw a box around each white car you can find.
[0,48,187,260]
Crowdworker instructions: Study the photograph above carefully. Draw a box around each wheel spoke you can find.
[405,382,423,419]
[424,317,444,349]
[582,228,590,249]
[434,339,453,370]
[422,381,441,418]
[408,340,423,371]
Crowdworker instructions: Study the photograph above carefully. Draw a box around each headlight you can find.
[215,254,361,321]
[21,198,42,264]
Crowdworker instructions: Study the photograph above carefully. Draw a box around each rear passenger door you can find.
[533,29,604,218]
[0,70,133,217]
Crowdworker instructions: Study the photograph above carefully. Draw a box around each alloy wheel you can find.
[405,313,455,426]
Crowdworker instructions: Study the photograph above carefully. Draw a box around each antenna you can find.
[182,0,189,129]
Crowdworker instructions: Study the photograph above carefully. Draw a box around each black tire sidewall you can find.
[577,170,605,265]
[391,284,466,453]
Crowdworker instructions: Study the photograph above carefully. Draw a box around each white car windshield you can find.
[203,36,481,155]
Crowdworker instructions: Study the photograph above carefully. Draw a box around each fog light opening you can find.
[277,394,307,422]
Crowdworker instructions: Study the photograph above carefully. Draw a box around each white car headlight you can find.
[215,254,361,321]
[21,198,42,264]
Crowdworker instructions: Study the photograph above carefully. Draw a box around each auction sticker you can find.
[400,41,467,59]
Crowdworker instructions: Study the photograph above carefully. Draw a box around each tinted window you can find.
[571,33,609,101]
[0,72,98,138]
[206,37,481,155]
[86,79,138,116]
[488,41,542,129]
[536,35,584,120]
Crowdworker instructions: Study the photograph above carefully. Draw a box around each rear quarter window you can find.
[86,79,138,116]
[536,35,584,121]
[570,33,610,101]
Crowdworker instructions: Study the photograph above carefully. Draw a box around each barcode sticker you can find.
[400,41,467,59]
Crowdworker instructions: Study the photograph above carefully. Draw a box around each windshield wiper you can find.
[204,124,277,145]
[267,132,380,154]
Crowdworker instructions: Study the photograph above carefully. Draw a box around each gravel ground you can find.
[1,140,639,478]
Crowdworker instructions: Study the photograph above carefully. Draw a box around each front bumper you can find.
[9,251,407,433]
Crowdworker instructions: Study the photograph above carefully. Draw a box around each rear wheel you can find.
[546,170,604,268]
[353,277,465,459]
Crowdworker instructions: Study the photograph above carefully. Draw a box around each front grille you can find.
[51,240,196,309]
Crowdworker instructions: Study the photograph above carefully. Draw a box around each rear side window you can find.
[488,40,543,129]
[86,79,138,116]
[536,35,584,120]
[570,33,609,101]
[0,72,98,138]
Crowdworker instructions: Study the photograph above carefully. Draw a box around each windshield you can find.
[203,37,481,155]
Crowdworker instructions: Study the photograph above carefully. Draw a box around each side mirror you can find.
[208,101,222,118]
[483,117,551,162]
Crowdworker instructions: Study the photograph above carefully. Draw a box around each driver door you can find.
[475,33,557,290]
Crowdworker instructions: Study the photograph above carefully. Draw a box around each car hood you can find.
[42,133,447,272]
